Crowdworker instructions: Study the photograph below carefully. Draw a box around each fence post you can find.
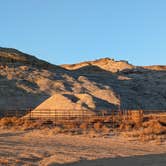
[112,110,114,129]
[29,109,33,120]
[54,109,56,122]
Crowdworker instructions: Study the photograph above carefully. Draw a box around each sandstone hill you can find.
[0,47,165,115]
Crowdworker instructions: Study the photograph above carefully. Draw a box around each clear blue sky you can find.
[0,0,165,66]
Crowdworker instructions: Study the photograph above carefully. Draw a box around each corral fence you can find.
[0,109,165,124]
[1,109,119,119]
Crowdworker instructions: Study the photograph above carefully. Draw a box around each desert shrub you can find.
[88,116,104,123]
[142,120,166,135]
[119,120,136,131]
[63,122,78,130]
[87,128,98,138]
[93,122,103,132]
[50,126,63,135]
[122,119,166,142]
[101,125,110,134]
[103,116,112,123]
[155,135,166,144]
[122,130,140,138]
[0,117,18,127]
[0,117,56,130]
[22,120,40,130]
[79,122,89,130]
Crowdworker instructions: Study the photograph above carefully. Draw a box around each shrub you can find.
[79,122,89,130]
[102,125,110,134]
[93,122,103,132]
[0,117,18,127]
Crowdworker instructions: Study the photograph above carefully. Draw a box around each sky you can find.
[0,0,165,66]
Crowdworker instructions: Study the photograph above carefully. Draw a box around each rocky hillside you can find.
[61,57,134,73]
[0,47,165,113]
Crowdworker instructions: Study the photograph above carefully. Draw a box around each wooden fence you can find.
[0,109,165,123]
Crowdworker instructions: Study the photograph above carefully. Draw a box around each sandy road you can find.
[0,129,166,166]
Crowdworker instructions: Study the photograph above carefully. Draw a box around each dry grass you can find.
[93,122,103,132]
[0,112,166,141]
[79,122,89,130]
[139,119,166,142]
[122,116,166,143]
[0,117,53,130]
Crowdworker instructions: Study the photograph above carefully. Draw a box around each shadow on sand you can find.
[51,153,166,166]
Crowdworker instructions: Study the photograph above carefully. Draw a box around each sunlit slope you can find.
[0,47,165,112]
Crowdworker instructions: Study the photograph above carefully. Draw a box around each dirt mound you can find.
[29,93,96,118]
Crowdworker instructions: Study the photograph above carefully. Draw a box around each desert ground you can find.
[0,129,166,166]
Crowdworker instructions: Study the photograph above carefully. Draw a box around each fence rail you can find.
[0,109,166,122]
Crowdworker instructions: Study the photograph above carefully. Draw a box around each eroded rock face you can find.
[0,47,165,114]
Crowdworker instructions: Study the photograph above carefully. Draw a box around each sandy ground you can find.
[0,129,166,166]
